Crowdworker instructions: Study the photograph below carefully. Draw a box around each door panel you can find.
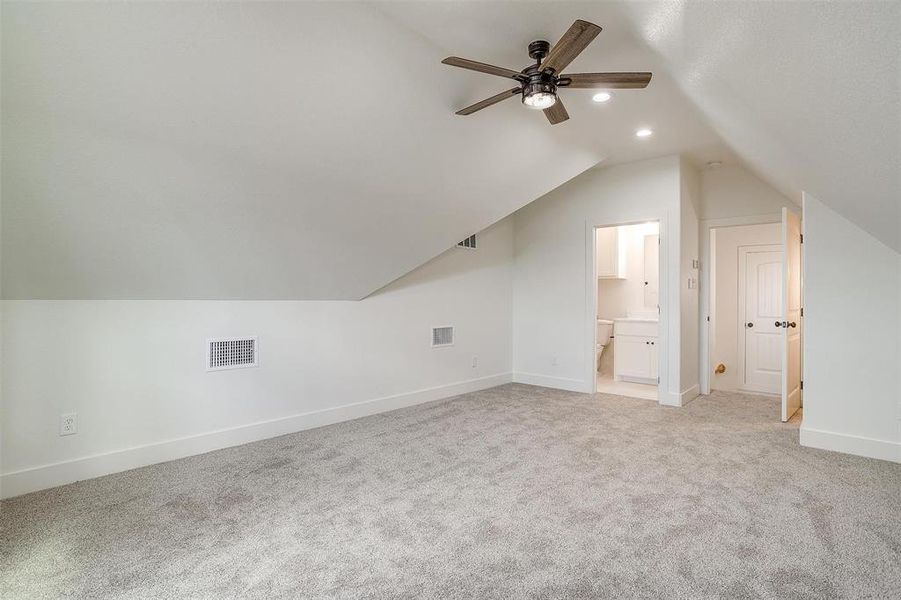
[743,249,783,393]
[782,208,803,422]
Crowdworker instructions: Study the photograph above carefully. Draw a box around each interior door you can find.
[742,248,783,393]
[781,208,803,421]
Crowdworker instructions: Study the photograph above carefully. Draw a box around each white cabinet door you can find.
[615,335,651,379]
[596,227,623,279]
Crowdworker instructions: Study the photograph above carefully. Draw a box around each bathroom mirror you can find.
[643,234,659,308]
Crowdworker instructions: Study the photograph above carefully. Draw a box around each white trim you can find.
[512,372,591,393]
[658,384,700,407]
[800,426,901,463]
[586,217,668,405]
[681,384,700,404]
[0,372,513,499]
[699,213,782,395]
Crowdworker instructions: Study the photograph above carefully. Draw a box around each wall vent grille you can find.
[431,326,454,348]
[457,235,477,249]
[207,337,258,371]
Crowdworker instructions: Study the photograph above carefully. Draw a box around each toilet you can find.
[596,318,614,371]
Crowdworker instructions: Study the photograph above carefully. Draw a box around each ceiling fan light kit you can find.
[441,19,652,125]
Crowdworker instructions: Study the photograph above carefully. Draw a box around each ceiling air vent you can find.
[207,337,259,371]
[457,234,477,249]
[431,326,454,348]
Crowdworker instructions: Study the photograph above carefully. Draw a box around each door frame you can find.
[585,216,670,404]
[700,214,782,395]
[736,244,783,395]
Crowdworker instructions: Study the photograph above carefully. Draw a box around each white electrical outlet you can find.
[471,356,478,368]
[59,413,77,436]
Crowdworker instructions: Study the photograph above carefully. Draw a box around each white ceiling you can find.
[2,1,896,300]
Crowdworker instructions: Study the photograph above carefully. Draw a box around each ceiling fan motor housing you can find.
[522,65,557,103]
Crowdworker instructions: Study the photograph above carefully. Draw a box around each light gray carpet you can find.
[2,384,901,599]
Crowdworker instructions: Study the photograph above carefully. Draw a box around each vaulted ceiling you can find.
[2,1,897,300]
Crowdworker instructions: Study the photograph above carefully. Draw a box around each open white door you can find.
[780,208,802,421]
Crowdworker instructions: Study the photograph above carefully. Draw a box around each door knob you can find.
[746,322,754,328]
[788,321,797,328]
[775,321,784,327]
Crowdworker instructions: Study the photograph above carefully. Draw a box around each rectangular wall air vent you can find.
[457,235,477,249]
[207,337,259,371]
[431,326,454,348]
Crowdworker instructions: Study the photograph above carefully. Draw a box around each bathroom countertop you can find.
[613,317,659,323]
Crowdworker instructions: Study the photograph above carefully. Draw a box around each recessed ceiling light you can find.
[592,92,612,103]
[635,128,653,138]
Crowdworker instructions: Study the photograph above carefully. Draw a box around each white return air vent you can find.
[431,326,454,348]
[457,234,477,249]
[207,337,259,371]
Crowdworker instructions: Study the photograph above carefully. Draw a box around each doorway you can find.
[704,209,803,422]
[592,221,661,402]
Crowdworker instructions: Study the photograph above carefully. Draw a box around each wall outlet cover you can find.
[60,413,77,436]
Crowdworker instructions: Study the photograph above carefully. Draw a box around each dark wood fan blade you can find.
[543,98,569,125]
[456,88,521,115]
[561,72,653,89]
[540,20,602,75]
[442,57,521,79]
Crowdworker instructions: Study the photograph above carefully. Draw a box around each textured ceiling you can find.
[2,1,895,300]
[617,0,900,250]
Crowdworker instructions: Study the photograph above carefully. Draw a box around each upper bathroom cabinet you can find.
[597,227,626,279]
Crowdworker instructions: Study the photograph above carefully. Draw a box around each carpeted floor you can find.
[2,384,901,599]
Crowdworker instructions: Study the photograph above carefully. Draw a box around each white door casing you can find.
[738,245,783,394]
[781,208,803,422]
[644,234,660,309]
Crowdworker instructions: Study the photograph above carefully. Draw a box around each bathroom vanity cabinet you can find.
[613,319,658,383]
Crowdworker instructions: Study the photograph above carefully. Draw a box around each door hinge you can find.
[800,307,804,317]
[706,316,710,322]
[800,380,804,390]
[800,234,804,243]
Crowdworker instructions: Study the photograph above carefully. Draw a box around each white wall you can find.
[800,194,901,462]
[700,164,799,221]
[512,155,695,404]
[597,223,659,321]
[709,223,782,392]
[0,219,515,498]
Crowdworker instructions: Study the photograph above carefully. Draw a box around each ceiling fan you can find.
[441,20,651,125]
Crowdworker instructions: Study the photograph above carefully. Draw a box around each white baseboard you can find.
[800,426,901,463]
[657,385,699,407]
[681,384,700,405]
[512,372,591,393]
[658,392,682,407]
[0,372,513,499]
